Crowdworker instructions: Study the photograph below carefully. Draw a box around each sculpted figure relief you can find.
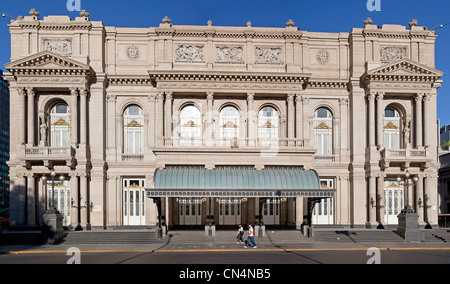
[42,39,72,56]
[255,47,283,64]
[176,45,205,62]
[216,46,244,63]
[380,46,407,63]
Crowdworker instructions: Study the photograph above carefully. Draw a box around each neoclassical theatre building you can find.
[4,10,444,230]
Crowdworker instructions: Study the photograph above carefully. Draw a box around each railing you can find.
[160,137,305,149]
[121,154,144,161]
[381,148,428,159]
[314,155,337,163]
[24,146,75,158]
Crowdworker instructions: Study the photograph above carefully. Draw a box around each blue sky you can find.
[1,0,449,125]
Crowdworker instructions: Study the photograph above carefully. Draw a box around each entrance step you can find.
[61,230,160,245]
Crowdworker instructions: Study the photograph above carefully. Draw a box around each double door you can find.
[179,198,203,226]
[384,182,404,225]
[219,198,242,225]
[123,179,146,226]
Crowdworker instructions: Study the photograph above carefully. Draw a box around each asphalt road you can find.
[1,248,449,265]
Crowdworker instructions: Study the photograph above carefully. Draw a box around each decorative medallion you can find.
[316,49,329,65]
[182,120,199,128]
[223,121,238,129]
[52,118,69,126]
[260,121,277,129]
[126,45,141,61]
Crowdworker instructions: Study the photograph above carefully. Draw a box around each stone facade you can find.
[4,11,444,230]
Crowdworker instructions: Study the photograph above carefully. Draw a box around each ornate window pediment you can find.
[365,59,443,83]
[5,50,92,78]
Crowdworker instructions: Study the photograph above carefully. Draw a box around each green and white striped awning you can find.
[146,169,335,199]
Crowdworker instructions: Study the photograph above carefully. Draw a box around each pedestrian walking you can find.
[236,225,244,244]
[244,224,257,249]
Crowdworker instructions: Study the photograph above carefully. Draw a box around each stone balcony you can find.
[159,137,305,149]
[20,146,76,168]
[380,148,432,170]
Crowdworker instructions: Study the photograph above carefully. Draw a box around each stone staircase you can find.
[423,229,449,243]
[61,230,161,245]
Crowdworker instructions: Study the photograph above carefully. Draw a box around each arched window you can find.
[258,106,279,146]
[314,108,333,156]
[50,103,70,148]
[219,106,240,145]
[179,105,202,145]
[123,105,144,154]
[384,107,401,150]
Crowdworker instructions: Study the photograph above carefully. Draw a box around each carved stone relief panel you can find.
[42,38,72,56]
[380,46,408,63]
[176,44,205,63]
[216,46,244,63]
[255,47,283,64]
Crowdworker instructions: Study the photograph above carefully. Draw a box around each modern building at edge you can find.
[0,70,10,223]
[3,10,444,230]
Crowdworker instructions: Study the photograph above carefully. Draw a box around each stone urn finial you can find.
[409,19,418,28]
[80,10,90,18]
[364,17,373,25]
[207,20,212,27]
[247,21,252,27]
[286,19,295,27]
[162,16,172,25]
[29,8,39,20]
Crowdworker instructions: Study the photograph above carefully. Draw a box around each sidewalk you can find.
[1,229,449,254]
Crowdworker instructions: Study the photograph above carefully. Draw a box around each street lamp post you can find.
[42,171,66,244]
[42,171,65,214]
[396,172,419,214]
[396,171,423,242]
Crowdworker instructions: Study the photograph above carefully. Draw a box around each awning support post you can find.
[305,198,322,238]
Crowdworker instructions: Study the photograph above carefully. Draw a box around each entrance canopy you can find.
[146,169,335,199]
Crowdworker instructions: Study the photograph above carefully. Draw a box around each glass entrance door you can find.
[179,198,202,226]
[384,181,404,225]
[313,179,335,225]
[47,180,71,226]
[123,179,146,226]
[219,198,242,225]
[263,198,280,225]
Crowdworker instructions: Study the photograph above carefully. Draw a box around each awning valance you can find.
[146,169,335,199]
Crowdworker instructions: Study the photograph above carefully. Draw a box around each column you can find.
[80,88,88,145]
[247,93,255,146]
[368,175,377,227]
[295,94,303,142]
[164,92,173,138]
[415,175,424,225]
[18,88,27,145]
[156,93,164,146]
[70,174,79,228]
[367,93,376,147]
[206,92,214,145]
[425,174,438,226]
[287,94,295,141]
[377,174,385,225]
[147,94,156,147]
[423,93,431,147]
[415,93,423,148]
[27,175,36,226]
[70,88,79,145]
[295,197,303,229]
[376,92,384,147]
[80,174,89,230]
[27,87,36,146]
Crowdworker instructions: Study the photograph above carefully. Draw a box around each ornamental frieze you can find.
[42,38,72,57]
[216,46,244,63]
[176,45,205,62]
[255,47,283,64]
[380,46,407,63]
